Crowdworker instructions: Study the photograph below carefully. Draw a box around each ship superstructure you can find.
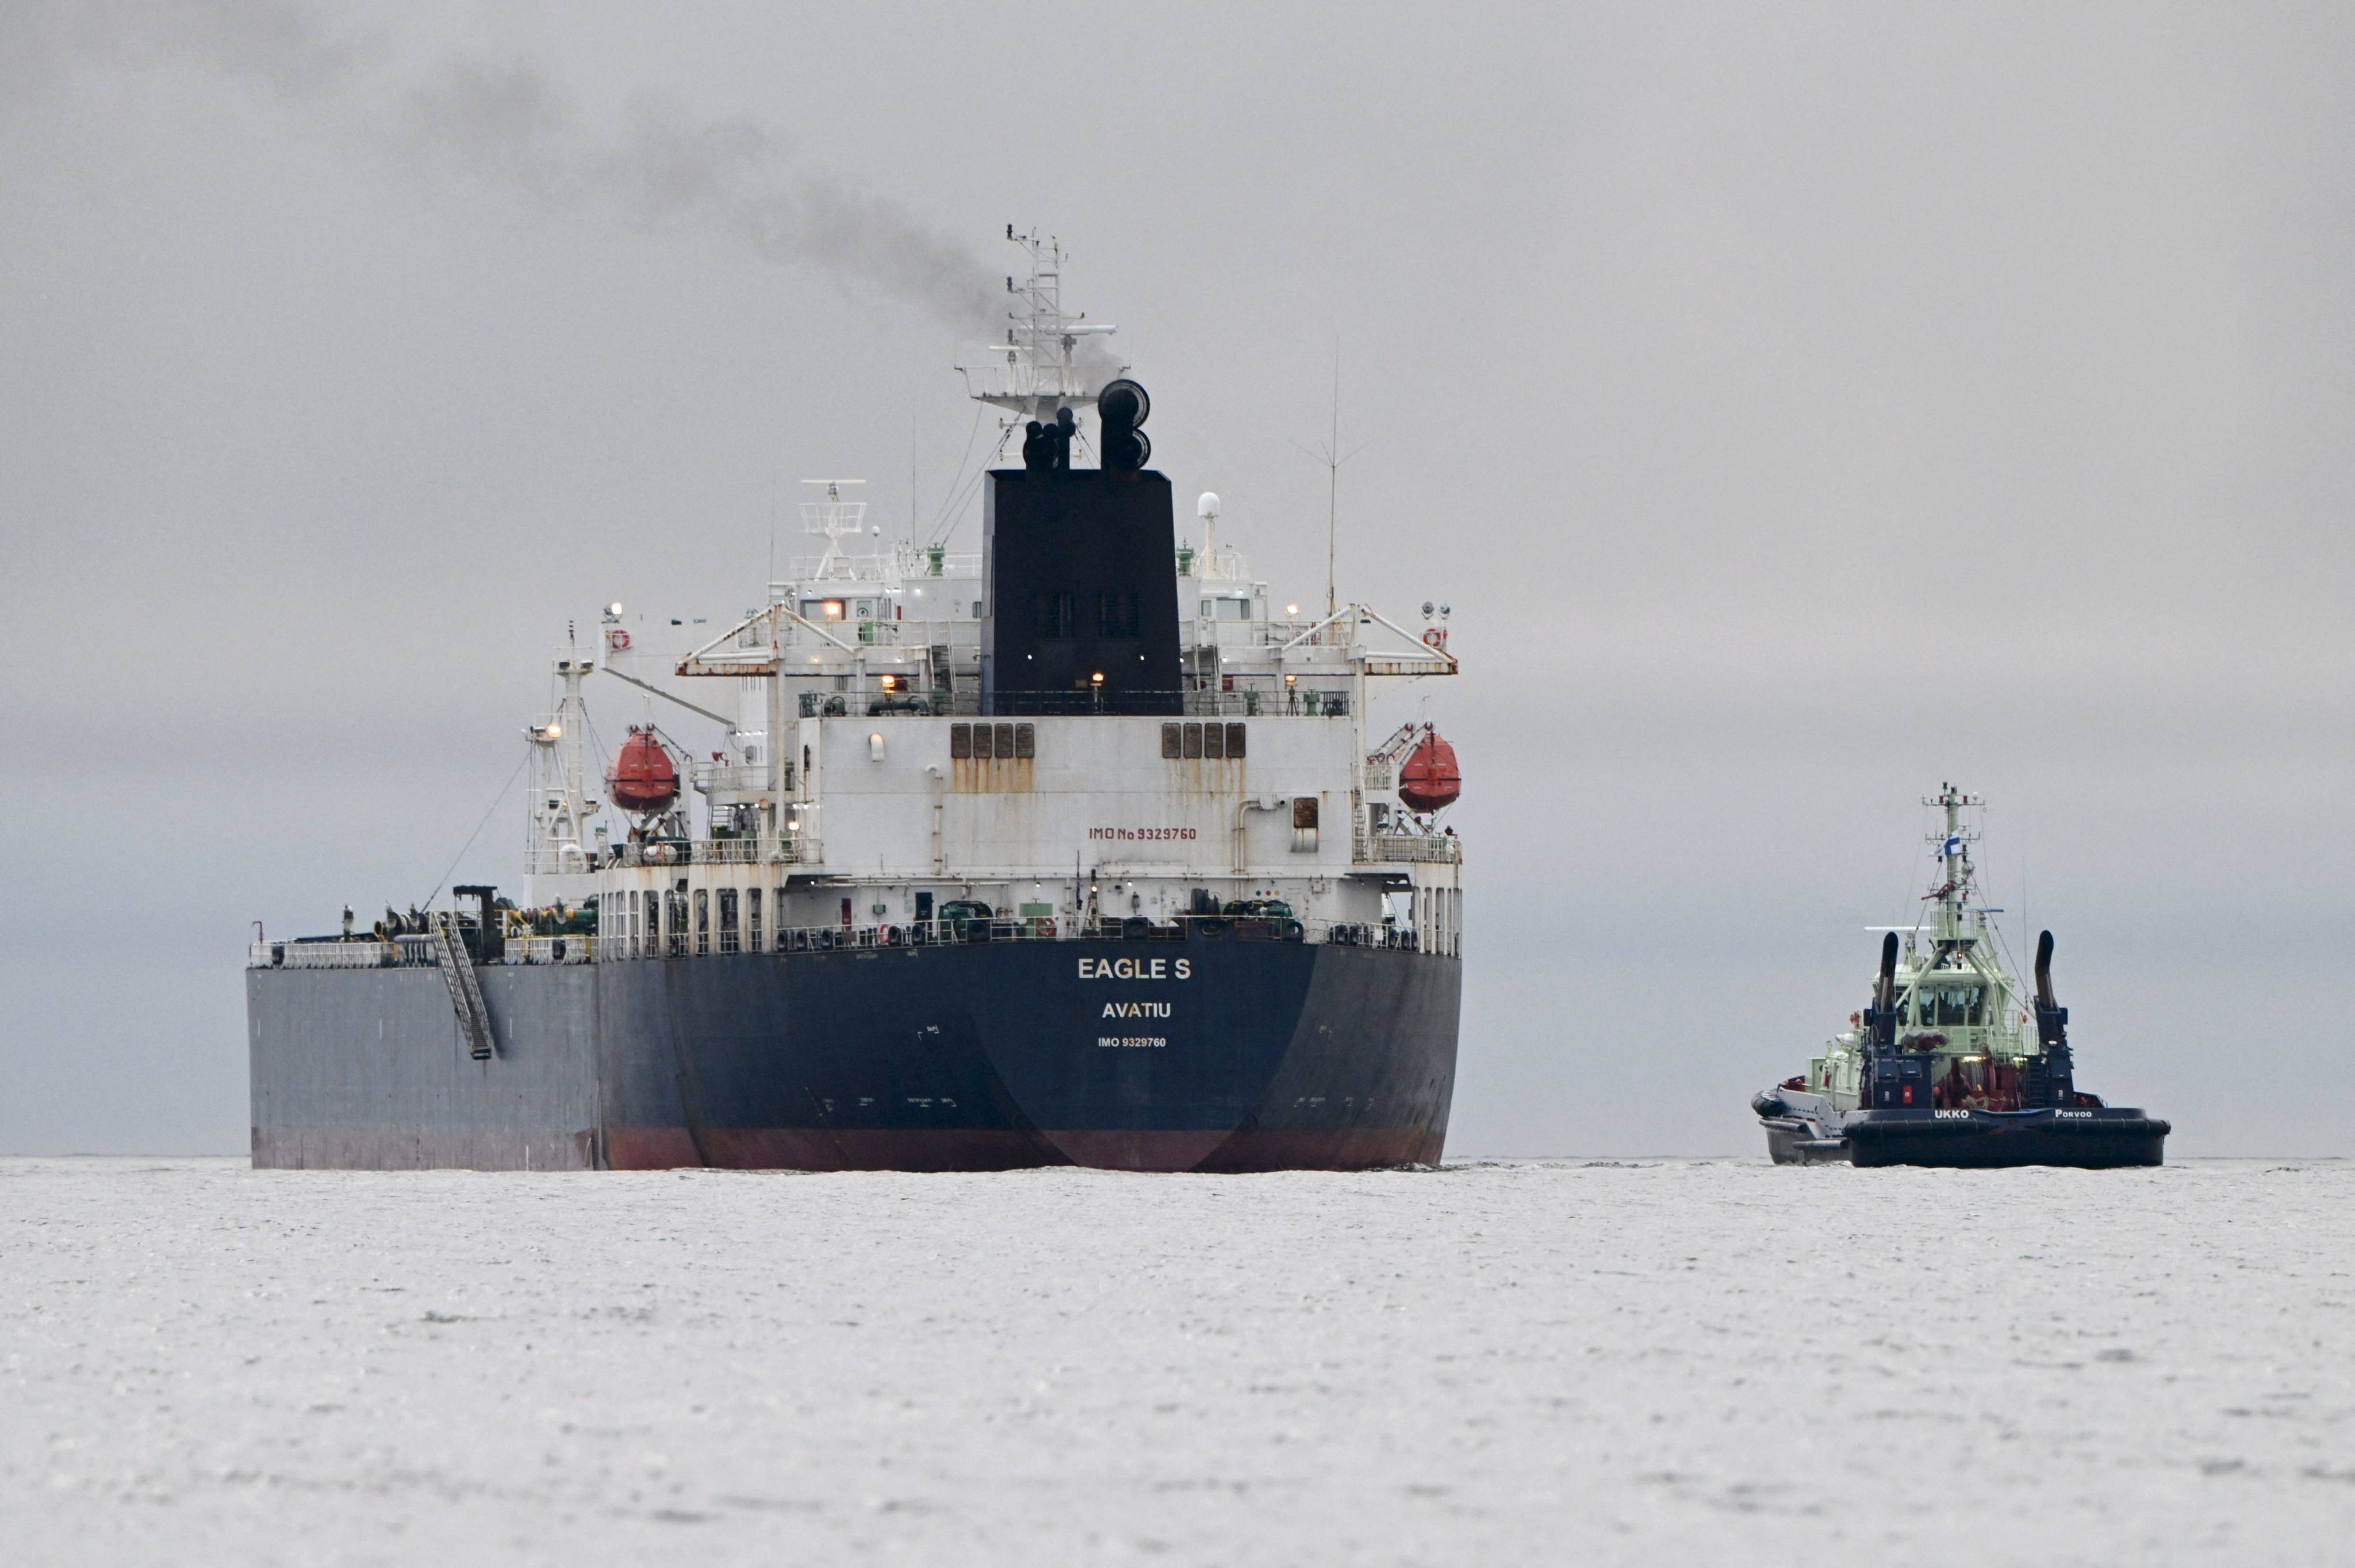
[247,236,1467,1172]
[1751,787,2167,1167]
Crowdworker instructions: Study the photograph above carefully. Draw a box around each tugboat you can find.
[1752,786,2168,1168]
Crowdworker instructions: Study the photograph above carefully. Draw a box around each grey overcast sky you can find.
[2,1,2348,1156]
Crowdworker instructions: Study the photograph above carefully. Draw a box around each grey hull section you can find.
[247,965,600,1170]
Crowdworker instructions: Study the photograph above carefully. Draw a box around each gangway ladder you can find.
[429,911,497,1060]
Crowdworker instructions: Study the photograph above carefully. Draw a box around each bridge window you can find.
[1162,723,1182,758]
[951,723,972,759]
[1014,723,1035,759]
[1226,723,1246,758]
[746,887,761,954]
[718,888,739,954]
[695,889,710,956]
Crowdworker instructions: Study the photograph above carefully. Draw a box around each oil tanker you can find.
[246,233,1466,1172]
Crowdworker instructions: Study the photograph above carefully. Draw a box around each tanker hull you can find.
[248,938,1458,1173]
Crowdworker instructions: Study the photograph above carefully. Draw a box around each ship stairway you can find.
[429,913,497,1060]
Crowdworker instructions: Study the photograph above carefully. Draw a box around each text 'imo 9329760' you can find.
[247,232,1467,1172]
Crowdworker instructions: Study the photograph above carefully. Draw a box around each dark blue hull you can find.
[1843,1107,2168,1168]
[597,937,1459,1171]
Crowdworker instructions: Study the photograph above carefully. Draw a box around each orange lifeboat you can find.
[607,726,680,815]
[1398,730,1461,812]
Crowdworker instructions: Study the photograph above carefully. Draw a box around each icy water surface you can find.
[4,1157,2350,1565]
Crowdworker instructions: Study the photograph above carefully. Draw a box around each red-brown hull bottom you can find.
[603,1125,1443,1174]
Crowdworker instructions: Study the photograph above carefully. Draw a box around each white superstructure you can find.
[513,240,1462,965]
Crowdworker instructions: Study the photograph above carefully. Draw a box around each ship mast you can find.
[800,479,870,583]
[958,229,1122,427]
[526,628,600,896]
[1924,782,1981,950]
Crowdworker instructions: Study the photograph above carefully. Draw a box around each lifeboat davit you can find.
[607,727,680,815]
[1398,730,1461,812]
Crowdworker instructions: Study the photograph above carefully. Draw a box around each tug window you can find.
[1182,722,1203,758]
[694,889,710,956]
[995,723,1016,758]
[746,887,761,953]
[973,723,994,760]
[718,888,739,954]
[950,723,972,759]
[666,892,687,957]
[1161,723,1182,759]
[1226,723,1246,758]
[1915,988,1984,1027]
[1015,723,1035,759]
[1203,721,1223,760]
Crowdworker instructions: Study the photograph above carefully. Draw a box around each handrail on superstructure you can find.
[677,603,857,674]
[1275,602,1455,674]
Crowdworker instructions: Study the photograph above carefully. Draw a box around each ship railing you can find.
[597,913,1425,960]
[607,837,793,868]
[248,935,599,969]
[1353,832,1462,865]
[771,616,983,651]
[689,761,776,796]
[499,936,596,966]
[249,939,404,969]
[796,689,1353,719]
[775,550,981,584]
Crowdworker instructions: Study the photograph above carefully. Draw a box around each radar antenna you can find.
[799,480,870,583]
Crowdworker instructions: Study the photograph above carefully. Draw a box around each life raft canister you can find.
[1398,731,1462,812]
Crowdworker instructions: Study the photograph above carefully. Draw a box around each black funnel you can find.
[1865,931,1901,1051]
